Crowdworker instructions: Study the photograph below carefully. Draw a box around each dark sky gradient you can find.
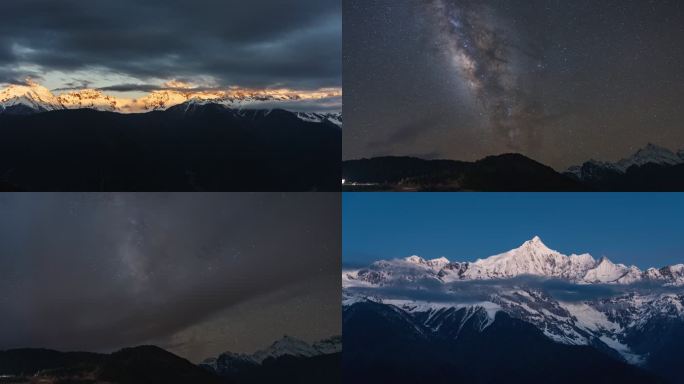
[0,193,340,362]
[0,0,341,92]
[343,0,684,169]
[343,193,684,269]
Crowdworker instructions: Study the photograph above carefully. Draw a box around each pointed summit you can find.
[526,235,544,245]
[0,81,64,113]
[519,235,554,253]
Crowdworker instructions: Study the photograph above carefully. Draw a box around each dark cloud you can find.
[345,275,684,304]
[97,84,169,93]
[0,67,43,85]
[0,193,340,357]
[0,0,341,89]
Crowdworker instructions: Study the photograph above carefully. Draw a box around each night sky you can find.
[0,193,341,363]
[343,0,684,170]
[343,193,684,269]
[0,0,341,98]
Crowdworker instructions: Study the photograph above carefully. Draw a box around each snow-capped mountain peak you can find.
[582,256,631,283]
[464,236,594,281]
[251,335,321,363]
[57,89,120,112]
[615,143,682,171]
[567,143,684,179]
[404,255,427,264]
[343,236,683,287]
[517,235,555,254]
[0,80,64,113]
[201,335,341,374]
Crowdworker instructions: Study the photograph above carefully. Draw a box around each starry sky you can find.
[343,193,684,269]
[0,0,341,99]
[343,0,684,170]
[0,193,340,363]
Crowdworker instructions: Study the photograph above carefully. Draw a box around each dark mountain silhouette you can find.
[0,346,224,384]
[200,336,341,384]
[203,353,340,384]
[0,344,340,384]
[0,104,341,191]
[344,153,684,191]
[343,154,588,191]
[343,301,666,384]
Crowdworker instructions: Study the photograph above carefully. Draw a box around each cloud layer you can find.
[345,275,684,304]
[0,0,341,90]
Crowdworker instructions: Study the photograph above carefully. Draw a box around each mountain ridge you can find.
[200,335,341,374]
[343,300,666,383]
[343,236,684,287]
[0,80,341,117]
[343,144,684,191]
[199,336,341,384]
[0,345,223,384]
[566,143,684,179]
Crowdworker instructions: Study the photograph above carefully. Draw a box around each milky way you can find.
[344,0,684,169]
[0,193,341,362]
[430,0,544,151]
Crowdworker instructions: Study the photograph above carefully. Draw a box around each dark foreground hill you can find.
[344,143,684,191]
[0,346,224,384]
[343,154,588,191]
[0,345,341,384]
[0,104,341,191]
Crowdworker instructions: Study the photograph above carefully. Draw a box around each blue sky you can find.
[343,193,684,269]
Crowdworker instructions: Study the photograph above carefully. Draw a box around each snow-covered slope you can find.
[200,335,341,373]
[615,143,683,171]
[343,236,684,287]
[567,144,684,179]
[296,112,342,127]
[345,290,684,366]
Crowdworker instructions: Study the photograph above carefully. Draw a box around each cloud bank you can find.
[0,0,341,90]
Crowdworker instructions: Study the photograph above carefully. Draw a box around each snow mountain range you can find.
[200,336,341,377]
[343,237,684,381]
[343,236,684,286]
[0,80,342,126]
[566,143,684,181]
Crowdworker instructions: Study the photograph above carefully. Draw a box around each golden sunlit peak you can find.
[0,80,342,114]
